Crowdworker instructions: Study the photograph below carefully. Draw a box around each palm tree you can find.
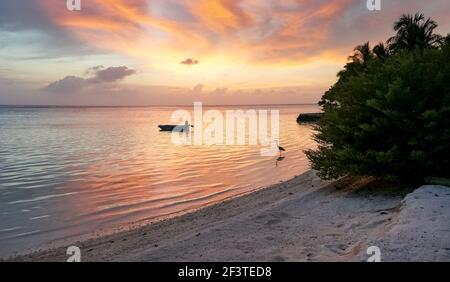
[388,13,443,52]
[337,42,373,78]
[373,42,389,60]
[348,42,373,64]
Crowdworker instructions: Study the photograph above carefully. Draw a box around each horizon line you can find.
[0,103,319,108]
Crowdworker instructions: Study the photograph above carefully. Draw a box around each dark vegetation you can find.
[307,13,450,183]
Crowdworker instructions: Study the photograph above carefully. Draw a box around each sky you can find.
[1,0,450,106]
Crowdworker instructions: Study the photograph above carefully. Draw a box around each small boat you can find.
[159,125,178,131]
[296,113,323,123]
[158,125,188,132]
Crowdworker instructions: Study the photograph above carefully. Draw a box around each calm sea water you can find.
[0,105,318,256]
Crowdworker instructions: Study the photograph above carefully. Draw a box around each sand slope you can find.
[369,185,450,261]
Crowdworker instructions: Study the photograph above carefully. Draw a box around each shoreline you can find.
[5,170,450,262]
[1,171,317,260]
[3,170,326,261]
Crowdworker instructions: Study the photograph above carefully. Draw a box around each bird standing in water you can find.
[276,140,286,156]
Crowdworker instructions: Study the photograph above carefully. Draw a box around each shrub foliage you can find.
[306,14,450,182]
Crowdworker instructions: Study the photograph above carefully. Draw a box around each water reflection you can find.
[0,105,318,256]
[275,156,286,167]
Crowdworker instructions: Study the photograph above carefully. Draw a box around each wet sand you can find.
[5,170,450,262]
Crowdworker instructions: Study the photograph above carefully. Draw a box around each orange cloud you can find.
[188,0,253,33]
[35,0,355,66]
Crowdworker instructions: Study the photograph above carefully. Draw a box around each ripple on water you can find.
[0,105,318,257]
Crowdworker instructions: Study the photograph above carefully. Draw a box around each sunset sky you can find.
[1,0,450,105]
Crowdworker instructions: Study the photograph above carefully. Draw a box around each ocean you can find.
[0,104,318,256]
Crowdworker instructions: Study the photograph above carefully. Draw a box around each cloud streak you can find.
[180,58,199,66]
[44,66,136,93]
[4,0,450,65]
[27,0,357,64]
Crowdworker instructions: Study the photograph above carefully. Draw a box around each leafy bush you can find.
[306,15,450,182]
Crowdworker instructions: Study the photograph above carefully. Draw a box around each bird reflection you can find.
[275,156,285,167]
[181,131,191,145]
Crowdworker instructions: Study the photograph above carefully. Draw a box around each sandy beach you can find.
[5,170,450,262]
[2,0,450,266]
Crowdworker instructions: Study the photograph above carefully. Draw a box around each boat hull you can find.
[158,125,187,132]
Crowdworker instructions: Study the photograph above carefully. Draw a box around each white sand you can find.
[367,185,450,261]
[5,171,450,262]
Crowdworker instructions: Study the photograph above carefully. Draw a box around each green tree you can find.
[349,42,373,64]
[307,15,450,183]
[388,13,443,52]
[373,42,389,60]
[337,42,373,80]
